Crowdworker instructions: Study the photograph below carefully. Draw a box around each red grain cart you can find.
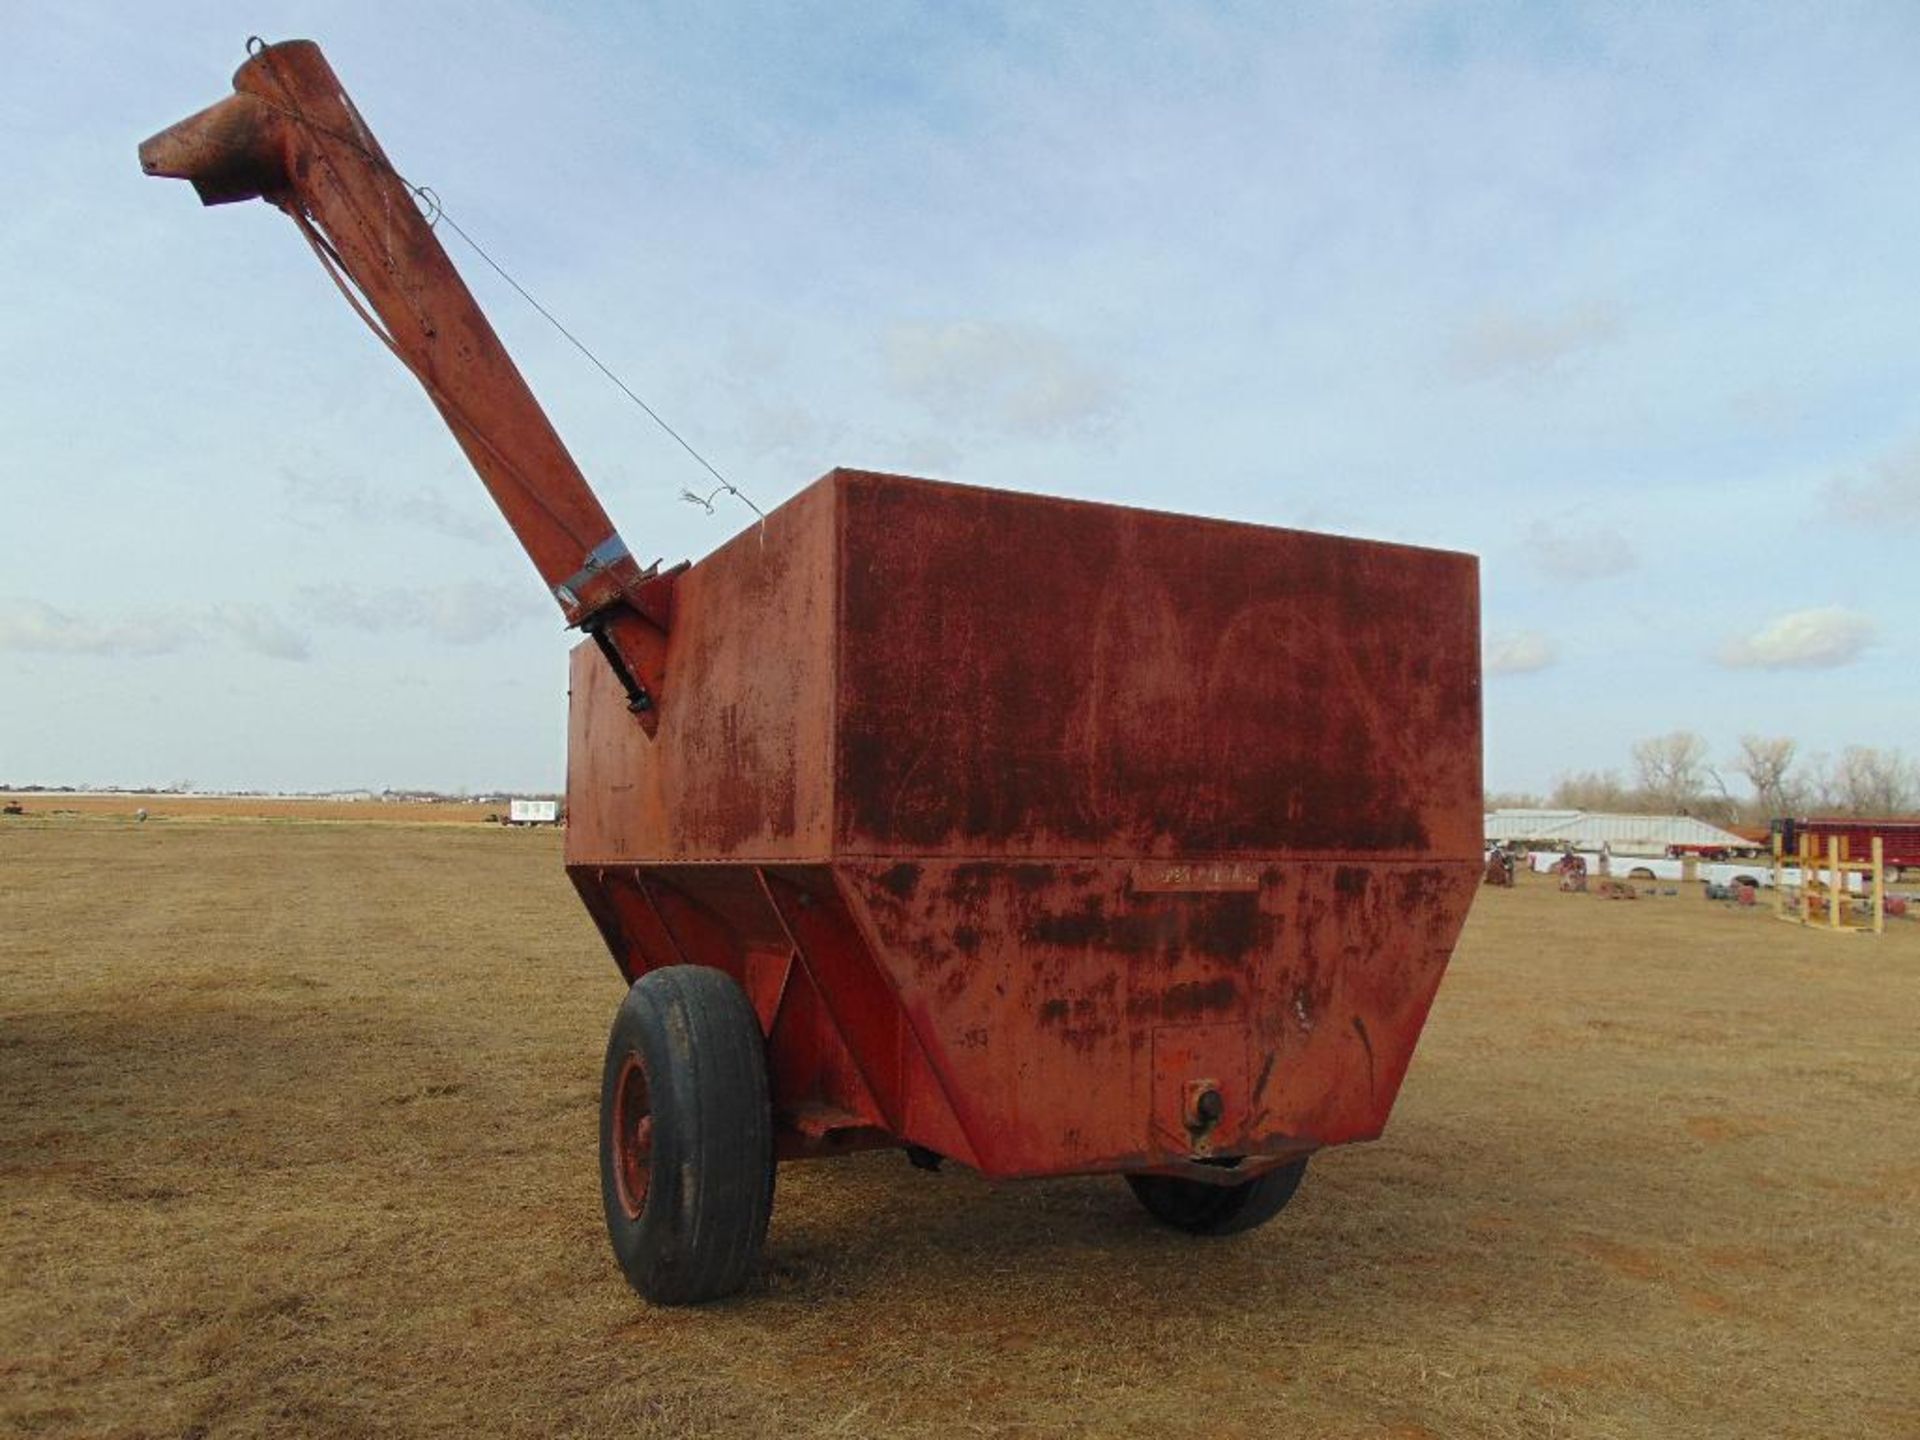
[1775,817,1920,881]
[143,41,1482,1303]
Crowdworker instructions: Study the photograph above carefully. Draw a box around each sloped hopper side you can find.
[566,470,1481,1181]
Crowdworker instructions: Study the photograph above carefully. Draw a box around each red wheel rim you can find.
[611,1052,653,1220]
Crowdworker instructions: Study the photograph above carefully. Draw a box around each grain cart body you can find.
[566,472,1481,1177]
[143,40,1482,1303]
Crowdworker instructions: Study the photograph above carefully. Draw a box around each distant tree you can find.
[1830,746,1919,816]
[1692,768,1742,829]
[1787,751,1836,812]
[1549,769,1634,812]
[1484,789,1544,810]
[1735,735,1797,820]
[1630,731,1710,813]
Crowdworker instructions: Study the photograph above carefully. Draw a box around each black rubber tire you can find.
[1126,1157,1309,1236]
[598,965,774,1304]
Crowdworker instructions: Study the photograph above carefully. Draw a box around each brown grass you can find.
[1,794,502,824]
[2,820,1915,1438]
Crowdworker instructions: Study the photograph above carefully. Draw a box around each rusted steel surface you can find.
[564,478,837,859]
[831,474,1480,860]
[566,469,1482,1181]
[140,40,673,722]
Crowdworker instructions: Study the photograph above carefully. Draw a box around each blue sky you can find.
[2,2,1915,793]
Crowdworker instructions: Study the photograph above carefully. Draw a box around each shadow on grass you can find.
[4,999,1575,1341]
[0,996,554,1184]
[744,1111,1561,1328]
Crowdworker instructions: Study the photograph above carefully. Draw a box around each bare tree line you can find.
[1490,733,1920,825]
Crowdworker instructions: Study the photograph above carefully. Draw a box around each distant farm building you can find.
[1484,809,1755,857]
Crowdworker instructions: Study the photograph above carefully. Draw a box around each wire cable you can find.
[247,38,766,524]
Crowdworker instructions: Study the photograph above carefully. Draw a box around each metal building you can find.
[1483,809,1754,856]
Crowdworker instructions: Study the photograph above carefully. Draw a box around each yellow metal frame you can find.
[1771,833,1886,936]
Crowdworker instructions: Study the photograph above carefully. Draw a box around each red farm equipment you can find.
[1775,817,1920,883]
[142,41,1483,1303]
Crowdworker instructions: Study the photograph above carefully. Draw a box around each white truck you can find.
[1524,850,1863,894]
[506,798,561,826]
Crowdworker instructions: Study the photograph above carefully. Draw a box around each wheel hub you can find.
[611,1052,653,1219]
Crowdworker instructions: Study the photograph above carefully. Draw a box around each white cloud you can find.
[301,581,547,646]
[210,604,312,662]
[1523,518,1638,582]
[1825,441,1920,524]
[282,467,497,543]
[885,433,965,476]
[0,599,307,660]
[0,600,196,657]
[1448,300,1621,382]
[1485,630,1558,675]
[735,401,828,461]
[882,320,1118,438]
[1719,607,1874,670]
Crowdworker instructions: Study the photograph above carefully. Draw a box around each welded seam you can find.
[752,869,895,1136]
[827,869,992,1172]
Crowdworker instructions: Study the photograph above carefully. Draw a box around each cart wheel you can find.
[1126,1157,1309,1236]
[599,965,774,1304]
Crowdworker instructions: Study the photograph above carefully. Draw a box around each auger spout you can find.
[141,40,674,726]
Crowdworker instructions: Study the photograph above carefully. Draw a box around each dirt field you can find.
[3,819,1915,1439]
[0,794,505,824]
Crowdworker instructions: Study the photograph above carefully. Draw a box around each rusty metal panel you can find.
[565,476,837,862]
[829,856,1477,1177]
[832,470,1481,861]
[569,859,973,1165]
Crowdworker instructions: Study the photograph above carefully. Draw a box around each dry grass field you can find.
[3,816,1915,1439]
[0,794,502,824]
